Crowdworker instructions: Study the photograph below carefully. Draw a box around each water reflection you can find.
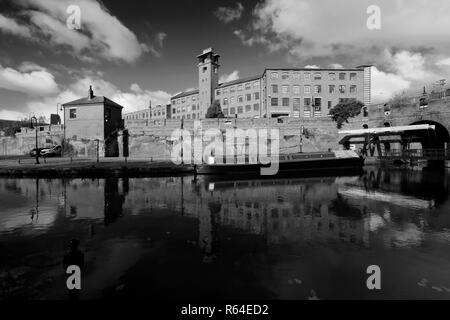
[0,167,450,299]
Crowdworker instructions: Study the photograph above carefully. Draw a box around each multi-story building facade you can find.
[123,104,172,123]
[170,48,372,119]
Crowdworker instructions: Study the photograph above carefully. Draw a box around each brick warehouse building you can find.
[168,48,371,120]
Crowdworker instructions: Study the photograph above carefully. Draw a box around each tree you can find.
[205,100,224,118]
[329,100,364,129]
[388,92,411,109]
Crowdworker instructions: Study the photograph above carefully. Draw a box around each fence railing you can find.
[381,149,450,160]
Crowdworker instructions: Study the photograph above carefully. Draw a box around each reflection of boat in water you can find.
[197,150,364,175]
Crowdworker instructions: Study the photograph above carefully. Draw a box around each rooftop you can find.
[62,96,124,108]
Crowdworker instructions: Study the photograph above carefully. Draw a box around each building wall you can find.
[104,104,123,138]
[215,78,262,118]
[171,93,200,120]
[123,109,151,121]
[64,104,105,140]
[264,69,365,117]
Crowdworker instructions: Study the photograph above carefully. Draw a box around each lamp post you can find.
[31,116,40,164]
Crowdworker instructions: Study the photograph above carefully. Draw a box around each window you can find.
[230,97,235,104]
[186,114,191,119]
[293,98,301,111]
[282,85,289,94]
[223,88,228,94]
[245,105,251,112]
[203,66,207,73]
[238,95,243,103]
[237,85,243,91]
[105,108,112,122]
[329,85,335,94]
[216,90,221,96]
[304,72,311,81]
[181,98,185,103]
[230,86,235,93]
[69,108,77,119]
[329,72,336,80]
[237,106,243,113]
[304,85,311,94]
[182,107,185,113]
[339,85,346,94]
[270,72,279,79]
[246,94,251,101]
[282,72,289,80]
[272,84,278,94]
[314,72,322,80]
[192,104,196,111]
[223,98,228,105]
[253,81,260,89]
[282,98,289,106]
[314,98,322,107]
[230,107,236,114]
[293,85,300,95]
[192,96,196,101]
[304,98,312,109]
[271,98,278,106]
[293,72,300,80]
[328,101,332,109]
[245,83,251,90]
[350,85,357,94]
[192,114,196,119]
[254,92,260,100]
[172,108,176,114]
[253,103,260,111]
[350,73,357,81]
[339,73,346,80]
[223,108,228,116]
[314,85,321,94]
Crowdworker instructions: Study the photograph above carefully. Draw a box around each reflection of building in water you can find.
[121,177,370,246]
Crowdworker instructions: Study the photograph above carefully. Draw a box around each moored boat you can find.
[197,150,364,175]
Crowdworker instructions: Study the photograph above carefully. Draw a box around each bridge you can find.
[342,94,450,163]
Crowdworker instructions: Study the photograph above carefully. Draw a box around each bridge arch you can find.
[409,120,449,149]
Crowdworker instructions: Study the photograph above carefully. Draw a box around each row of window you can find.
[270,97,356,108]
[269,71,358,81]
[216,81,260,96]
[172,95,198,106]
[222,104,260,115]
[172,113,200,119]
[271,84,357,95]
[172,104,199,114]
[222,92,260,106]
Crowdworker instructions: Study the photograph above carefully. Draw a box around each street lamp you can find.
[31,116,40,164]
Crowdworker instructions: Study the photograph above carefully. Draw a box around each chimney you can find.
[88,85,94,99]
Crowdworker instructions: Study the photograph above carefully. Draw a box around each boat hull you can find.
[197,151,365,176]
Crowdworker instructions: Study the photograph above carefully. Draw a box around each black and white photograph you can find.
[0,0,450,310]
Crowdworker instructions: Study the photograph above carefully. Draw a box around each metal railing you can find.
[381,149,449,160]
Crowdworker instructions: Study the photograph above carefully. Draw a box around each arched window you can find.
[363,107,369,117]
[362,124,369,129]
[384,122,391,127]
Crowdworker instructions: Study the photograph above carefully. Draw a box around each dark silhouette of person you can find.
[63,238,85,300]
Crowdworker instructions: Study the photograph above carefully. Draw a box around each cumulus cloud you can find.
[0,62,58,96]
[18,74,172,119]
[214,3,244,23]
[219,70,240,83]
[6,0,164,63]
[235,0,450,101]
[0,14,32,37]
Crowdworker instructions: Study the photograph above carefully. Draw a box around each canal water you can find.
[1,167,450,300]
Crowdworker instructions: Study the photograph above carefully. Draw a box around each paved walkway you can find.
[0,157,193,177]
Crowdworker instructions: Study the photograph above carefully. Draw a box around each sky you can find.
[0,0,450,120]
